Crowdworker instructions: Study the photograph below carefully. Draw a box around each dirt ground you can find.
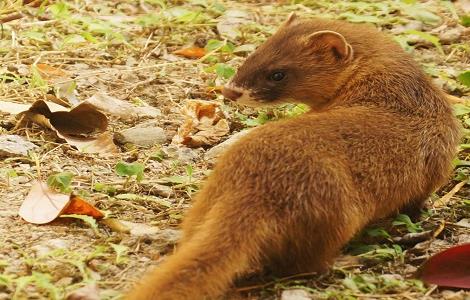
[0,0,470,299]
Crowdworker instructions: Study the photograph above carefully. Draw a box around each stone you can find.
[0,135,38,157]
[114,126,167,146]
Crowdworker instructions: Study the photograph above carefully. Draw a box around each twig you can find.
[0,12,24,24]
[433,181,466,208]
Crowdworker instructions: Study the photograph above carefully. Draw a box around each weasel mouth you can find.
[222,86,243,101]
[222,85,268,107]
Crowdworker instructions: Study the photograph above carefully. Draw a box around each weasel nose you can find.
[222,86,242,101]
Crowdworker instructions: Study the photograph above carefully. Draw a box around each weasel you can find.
[126,14,460,299]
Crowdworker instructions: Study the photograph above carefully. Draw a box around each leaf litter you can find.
[0,0,469,299]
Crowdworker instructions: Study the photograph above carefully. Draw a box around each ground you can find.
[0,0,469,299]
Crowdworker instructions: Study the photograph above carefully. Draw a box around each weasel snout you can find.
[222,86,243,101]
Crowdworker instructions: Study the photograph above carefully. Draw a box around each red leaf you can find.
[62,195,104,219]
[420,243,470,288]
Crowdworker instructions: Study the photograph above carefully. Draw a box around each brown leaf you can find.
[35,63,68,80]
[59,132,119,154]
[172,100,230,147]
[0,100,66,115]
[173,47,206,59]
[18,100,117,154]
[62,195,104,219]
[19,181,70,224]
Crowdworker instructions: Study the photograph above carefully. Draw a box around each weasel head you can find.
[223,15,355,110]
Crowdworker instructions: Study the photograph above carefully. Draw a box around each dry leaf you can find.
[85,93,161,120]
[17,100,118,154]
[59,132,118,154]
[36,63,68,80]
[23,100,108,135]
[19,182,105,224]
[173,47,206,59]
[101,218,131,233]
[33,64,79,106]
[62,195,104,219]
[19,181,70,224]
[172,100,230,147]
[0,100,66,115]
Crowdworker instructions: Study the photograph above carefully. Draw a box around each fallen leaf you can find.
[62,195,104,219]
[36,63,68,80]
[0,100,67,115]
[85,93,161,121]
[173,47,206,59]
[24,100,108,135]
[101,218,131,233]
[33,64,79,106]
[16,100,118,154]
[172,100,230,147]
[19,181,106,224]
[19,181,70,224]
[119,220,160,236]
[59,132,118,154]
[420,243,470,288]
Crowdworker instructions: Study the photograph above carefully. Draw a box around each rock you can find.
[280,289,311,300]
[114,126,167,146]
[0,135,38,157]
[86,93,161,121]
[150,184,173,198]
[31,238,70,256]
[204,129,253,163]
[164,145,201,163]
[119,221,181,246]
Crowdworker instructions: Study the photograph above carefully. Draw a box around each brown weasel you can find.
[126,14,460,300]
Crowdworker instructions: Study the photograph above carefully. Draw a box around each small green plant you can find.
[110,243,129,265]
[93,182,117,195]
[46,172,74,194]
[60,214,99,235]
[115,161,145,183]
[392,214,422,233]
[457,70,470,87]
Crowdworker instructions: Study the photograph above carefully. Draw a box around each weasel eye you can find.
[269,72,285,81]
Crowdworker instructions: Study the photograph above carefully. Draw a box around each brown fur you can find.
[126,16,460,300]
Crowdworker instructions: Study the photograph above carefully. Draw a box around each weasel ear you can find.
[308,30,353,61]
[283,12,298,26]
